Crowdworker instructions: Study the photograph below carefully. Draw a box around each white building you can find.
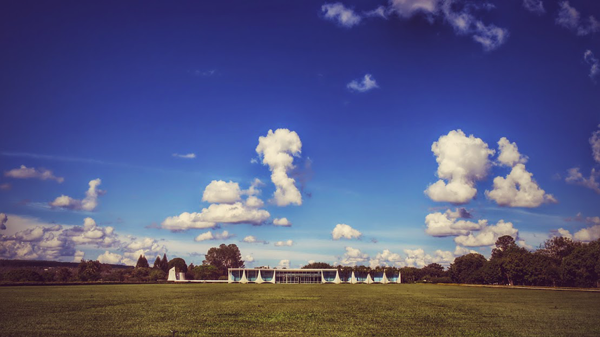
[228,268,401,284]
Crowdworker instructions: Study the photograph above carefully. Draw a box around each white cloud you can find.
[172,153,196,159]
[486,164,557,207]
[556,1,600,36]
[242,235,268,244]
[202,180,242,204]
[584,50,600,80]
[274,240,293,247]
[0,213,7,230]
[97,251,124,264]
[273,217,292,227]
[73,250,85,262]
[277,259,290,269]
[198,202,270,225]
[574,224,600,242]
[454,220,518,247]
[321,3,362,28]
[49,178,104,211]
[161,212,217,231]
[256,129,303,206]
[63,217,119,248]
[425,130,494,204]
[425,211,487,237]
[389,0,437,18]
[194,230,234,242]
[497,137,528,167]
[523,0,545,15]
[245,196,265,208]
[369,249,403,268]
[365,6,389,19]
[332,224,362,240]
[591,125,600,163]
[4,165,64,183]
[403,248,456,268]
[556,228,573,240]
[566,167,600,194]
[245,254,255,263]
[338,246,369,266]
[347,74,379,92]
[454,245,478,256]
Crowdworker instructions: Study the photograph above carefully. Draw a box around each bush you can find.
[149,269,166,281]
[4,269,44,282]
[218,275,228,281]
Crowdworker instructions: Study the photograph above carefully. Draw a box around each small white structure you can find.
[167,267,186,281]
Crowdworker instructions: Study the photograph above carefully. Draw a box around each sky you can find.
[1,0,599,269]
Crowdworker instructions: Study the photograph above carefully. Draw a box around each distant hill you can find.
[0,259,133,270]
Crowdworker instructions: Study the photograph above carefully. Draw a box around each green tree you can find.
[77,260,102,281]
[4,269,44,282]
[168,257,188,274]
[136,255,149,269]
[160,253,169,273]
[203,244,244,276]
[448,253,487,284]
[149,269,167,281]
[56,267,72,282]
[153,256,162,269]
[192,265,221,280]
[399,267,421,283]
[490,236,529,285]
[302,262,333,269]
[561,240,600,287]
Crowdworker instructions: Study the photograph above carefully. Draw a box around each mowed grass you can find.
[1,284,599,337]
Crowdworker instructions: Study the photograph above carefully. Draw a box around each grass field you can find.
[1,284,599,336]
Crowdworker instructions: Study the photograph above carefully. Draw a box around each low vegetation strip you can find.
[1,283,599,337]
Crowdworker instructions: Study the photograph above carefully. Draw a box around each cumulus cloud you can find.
[454,245,478,256]
[338,246,369,266]
[97,251,124,264]
[0,213,7,230]
[321,3,362,28]
[522,0,545,15]
[332,224,362,240]
[573,225,600,242]
[49,178,104,211]
[245,254,255,263]
[4,165,64,183]
[425,130,494,204]
[454,220,518,247]
[198,203,270,225]
[347,74,379,92]
[584,50,600,81]
[591,125,600,163]
[497,137,528,167]
[273,218,292,227]
[73,250,85,262]
[425,211,487,237]
[369,249,403,268]
[202,180,242,204]
[404,248,456,268]
[256,129,303,206]
[194,230,234,242]
[172,153,196,159]
[486,164,557,207]
[242,235,268,244]
[556,1,600,36]
[554,228,573,240]
[566,167,600,194]
[62,217,119,248]
[161,212,217,231]
[274,239,293,247]
[277,259,290,269]
[389,0,437,18]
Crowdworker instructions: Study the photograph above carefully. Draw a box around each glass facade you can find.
[246,270,258,282]
[275,271,322,284]
[231,270,244,282]
[372,272,384,283]
[260,270,274,282]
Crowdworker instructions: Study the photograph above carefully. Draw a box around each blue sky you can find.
[1,0,599,269]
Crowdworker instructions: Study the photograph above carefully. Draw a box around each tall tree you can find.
[448,253,487,284]
[160,253,169,273]
[168,257,188,274]
[302,262,333,269]
[153,256,162,269]
[136,255,149,269]
[203,244,244,275]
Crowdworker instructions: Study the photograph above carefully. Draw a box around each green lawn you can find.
[1,284,599,336]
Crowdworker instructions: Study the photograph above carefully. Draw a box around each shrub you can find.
[4,269,44,282]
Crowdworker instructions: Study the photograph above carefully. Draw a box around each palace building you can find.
[228,268,401,284]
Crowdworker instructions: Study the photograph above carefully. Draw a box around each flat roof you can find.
[228,268,338,271]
